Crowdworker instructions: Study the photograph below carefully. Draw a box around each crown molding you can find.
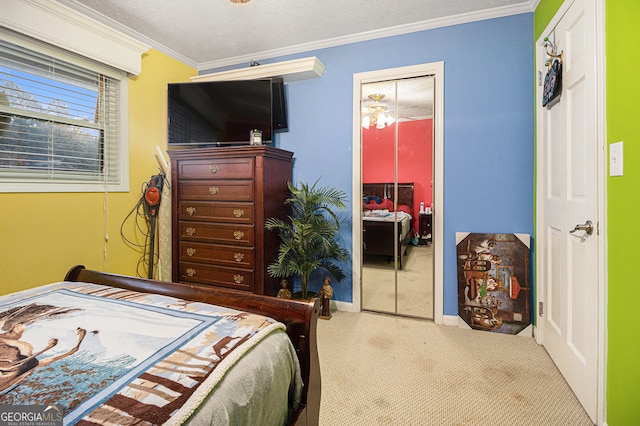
[1,0,149,75]
[54,0,198,70]
[198,2,536,70]
[37,0,537,73]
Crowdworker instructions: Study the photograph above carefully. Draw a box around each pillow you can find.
[363,198,394,211]
[363,195,382,204]
[397,204,413,216]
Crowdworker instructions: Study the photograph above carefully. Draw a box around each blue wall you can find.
[202,13,535,315]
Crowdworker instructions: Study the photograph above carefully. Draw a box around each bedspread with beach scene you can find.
[0,282,285,425]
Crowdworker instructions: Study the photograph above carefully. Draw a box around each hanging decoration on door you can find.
[543,59,563,107]
[456,232,531,336]
[542,37,564,108]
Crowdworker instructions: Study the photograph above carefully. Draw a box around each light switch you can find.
[610,141,624,177]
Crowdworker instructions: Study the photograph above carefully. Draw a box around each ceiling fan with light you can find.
[362,94,396,129]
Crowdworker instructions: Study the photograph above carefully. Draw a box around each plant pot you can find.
[292,291,318,301]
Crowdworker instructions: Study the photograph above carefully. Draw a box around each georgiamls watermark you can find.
[0,405,63,426]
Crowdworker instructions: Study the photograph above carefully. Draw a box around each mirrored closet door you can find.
[360,76,434,319]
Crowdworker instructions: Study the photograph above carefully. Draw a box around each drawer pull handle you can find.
[186,206,196,216]
[234,274,244,284]
[234,253,244,262]
[186,268,196,277]
[233,209,245,218]
[185,227,196,236]
[209,186,219,196]
[186,247,196,257]
[209,165,219,174]
[234,231,244,240]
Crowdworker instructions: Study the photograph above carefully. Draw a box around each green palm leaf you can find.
[266,178,350,299]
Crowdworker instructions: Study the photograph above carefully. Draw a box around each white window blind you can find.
[0,31,127,192]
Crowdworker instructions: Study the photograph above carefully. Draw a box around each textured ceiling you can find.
[56,0,535,69]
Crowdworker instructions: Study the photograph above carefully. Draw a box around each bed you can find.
[362,182,415,269]
[0,265,320,426]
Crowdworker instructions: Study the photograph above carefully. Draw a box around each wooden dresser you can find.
[169,146,293,296]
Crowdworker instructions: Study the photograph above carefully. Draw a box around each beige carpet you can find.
[317,311,593,425]
[362,245,433,318]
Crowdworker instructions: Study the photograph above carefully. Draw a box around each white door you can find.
[352,62,444,323]
[360,77,435,319]
[537,0,602,422]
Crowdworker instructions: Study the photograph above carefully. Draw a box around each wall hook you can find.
[543,37,564,69]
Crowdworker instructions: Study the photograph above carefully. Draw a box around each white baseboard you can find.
[332,303,462,327]
[331,304,535,336]
[443,314,459,326]
[333,300,357,312]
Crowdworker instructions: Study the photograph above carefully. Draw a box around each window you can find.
[0,30,128,192]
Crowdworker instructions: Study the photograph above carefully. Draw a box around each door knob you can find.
[570,220,594,236]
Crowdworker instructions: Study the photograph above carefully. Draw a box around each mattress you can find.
[0,281,302,425]
[363,210,413,239]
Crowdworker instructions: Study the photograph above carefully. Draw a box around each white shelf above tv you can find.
[191,56,325,83]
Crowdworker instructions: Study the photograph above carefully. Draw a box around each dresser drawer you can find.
[178,222,254,246]
[178,201,254,224]
[178,180,253,201]
[178,157,255,180]
[169,146,293,295]
[178,262,254,292]
[179,242,255,268]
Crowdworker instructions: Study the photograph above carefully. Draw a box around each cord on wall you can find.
[103,172,109,271]
[104,192,109,269]
[120,172,168,278]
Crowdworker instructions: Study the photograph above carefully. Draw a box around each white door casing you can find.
[535,0,605,423]
[352,62,444,323]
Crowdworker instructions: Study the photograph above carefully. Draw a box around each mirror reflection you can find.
[361,76,434,319]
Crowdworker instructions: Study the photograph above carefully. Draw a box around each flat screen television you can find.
[168,79,286,146]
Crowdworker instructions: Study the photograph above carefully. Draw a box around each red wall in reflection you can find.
[362,118,433,219]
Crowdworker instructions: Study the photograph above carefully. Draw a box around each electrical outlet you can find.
[610,141,624,177]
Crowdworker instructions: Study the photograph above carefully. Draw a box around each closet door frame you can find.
[352,62,444,323]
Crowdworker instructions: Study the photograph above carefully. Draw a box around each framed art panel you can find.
[456,232,531,335]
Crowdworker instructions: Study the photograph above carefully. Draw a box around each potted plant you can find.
[265,178,350,300]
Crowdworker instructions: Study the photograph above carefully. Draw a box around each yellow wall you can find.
[0,49,195,294]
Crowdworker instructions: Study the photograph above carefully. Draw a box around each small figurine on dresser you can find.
[277,279,292,299]
[319,276,333,320]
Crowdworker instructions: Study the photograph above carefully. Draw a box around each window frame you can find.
[0,29,129,193]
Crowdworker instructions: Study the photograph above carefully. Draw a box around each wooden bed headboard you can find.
[362,182,414,207]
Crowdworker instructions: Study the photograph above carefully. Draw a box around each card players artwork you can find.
[456,233,531,335]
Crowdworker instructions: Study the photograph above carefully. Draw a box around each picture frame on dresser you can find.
[169,146,293,296]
